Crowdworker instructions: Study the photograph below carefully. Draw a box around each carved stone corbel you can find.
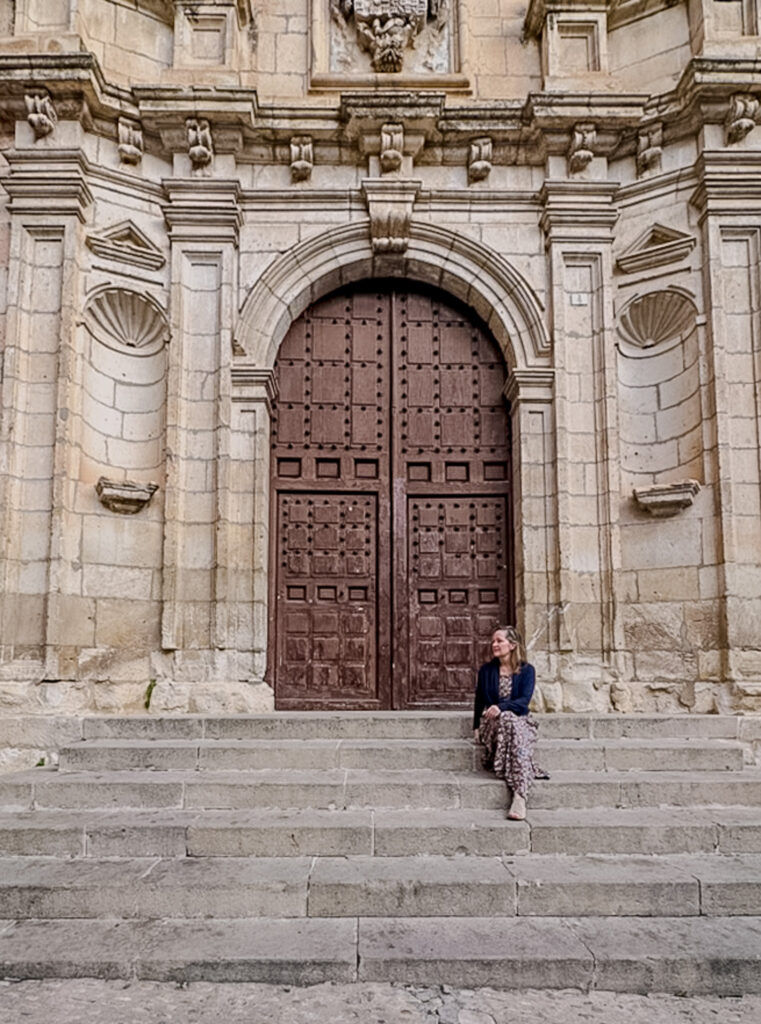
[96,478,159,515]
[290,135,313,182]
[187,117,214,171]
[468,137,492,183]
[25,92,57,139]
[118,118,144,166]
[568,123,596,174]
[725,93,759,145]
[636,123,662,177]
[380,123,404,173]
[361,178,420,253]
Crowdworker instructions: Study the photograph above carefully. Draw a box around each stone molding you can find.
[234,219,550,370]
[163,179,243,244]
[2,150,93,223]
[231,367,279,413]
[504,369,555,406]
[539,180,619,244]
[616,223,696,274]
[86,221,166,271]
[691,151,761,219]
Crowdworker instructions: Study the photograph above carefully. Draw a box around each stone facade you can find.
[0,0,760,720]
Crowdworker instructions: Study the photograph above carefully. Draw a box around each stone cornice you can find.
[163,179,243,244]
[231,366,278,410]
[0,53,759,172]
[690,151,761,218]
[539,180,619,243]
[504,369,556,406]
[2,149,93,222]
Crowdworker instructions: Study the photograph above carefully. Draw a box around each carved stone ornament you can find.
[290,135,314,182]
[568,123,596,174]
[636,123,662,177]
[361,178,420,253]
[468,137,493,183]
[617,289,696,352]
[118,118,144,165]
[187,117,214,170]
[96,477,159,515]
[86,221,166,272]
[725,93,760,145]
[616,224,695,275]
[331,0,448,74]
[84,288,170,356]
[25,92,57,139]
[633,480,700,518]
[380,123,404,173]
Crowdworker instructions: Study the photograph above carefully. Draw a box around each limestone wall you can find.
[0,0,760,725]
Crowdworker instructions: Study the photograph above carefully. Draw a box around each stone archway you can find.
[233,222,556,700]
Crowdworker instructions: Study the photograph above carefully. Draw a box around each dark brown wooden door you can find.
[270,284,513,709]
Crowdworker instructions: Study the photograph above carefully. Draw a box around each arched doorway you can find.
[269,282,514,709]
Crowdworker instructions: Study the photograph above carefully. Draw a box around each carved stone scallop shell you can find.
[84,288,169,356]
[617,290,696,351]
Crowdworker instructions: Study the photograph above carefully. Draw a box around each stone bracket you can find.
[361,178,421,254]
[96,478,159,515]
[633,480,700,518]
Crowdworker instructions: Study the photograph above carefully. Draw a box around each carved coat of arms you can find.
[332,0,447,74]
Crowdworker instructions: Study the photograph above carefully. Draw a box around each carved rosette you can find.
[84,288,170,356]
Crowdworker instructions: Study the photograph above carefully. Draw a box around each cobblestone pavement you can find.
[0,980,759,1023]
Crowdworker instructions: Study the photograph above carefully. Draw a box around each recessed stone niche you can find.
[616,288,704,489]
[81,287,169,486]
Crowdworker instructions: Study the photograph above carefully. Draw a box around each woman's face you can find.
[491,630,516,660]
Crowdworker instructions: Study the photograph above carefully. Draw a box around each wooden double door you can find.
[270,284,513,709]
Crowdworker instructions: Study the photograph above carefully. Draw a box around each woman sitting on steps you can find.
[473,624,544,821]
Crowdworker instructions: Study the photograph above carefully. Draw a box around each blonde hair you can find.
[493,624,525,673]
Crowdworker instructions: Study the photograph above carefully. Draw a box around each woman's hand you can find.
[483,704,501,719]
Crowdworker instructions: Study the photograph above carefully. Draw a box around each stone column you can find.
[159,179,248,691]
[0,147,92,685]
[539,181,626,707]
[692,151,761,710]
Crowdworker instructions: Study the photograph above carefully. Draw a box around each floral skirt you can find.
[479,710,540,798]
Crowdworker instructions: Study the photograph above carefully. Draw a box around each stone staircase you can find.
[1,712,761,992]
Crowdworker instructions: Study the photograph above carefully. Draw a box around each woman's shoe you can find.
[507,794,526,820]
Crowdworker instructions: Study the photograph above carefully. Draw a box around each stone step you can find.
[5,766,761,815]
[77,713,751,743]
[1,915,761,992]
[57,736,746,774]
[1,852,760,920]
[0,806,759,858]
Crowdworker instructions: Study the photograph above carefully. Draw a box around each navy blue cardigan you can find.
[473,659,535,730]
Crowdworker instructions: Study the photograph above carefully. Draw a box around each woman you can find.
[473,625,539,821]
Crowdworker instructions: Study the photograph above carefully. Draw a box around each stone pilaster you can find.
[692,152,761,708]
[504,368,562,703]
[160,178,245,683]
[0,149,92,682]
[539,180,626,704]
